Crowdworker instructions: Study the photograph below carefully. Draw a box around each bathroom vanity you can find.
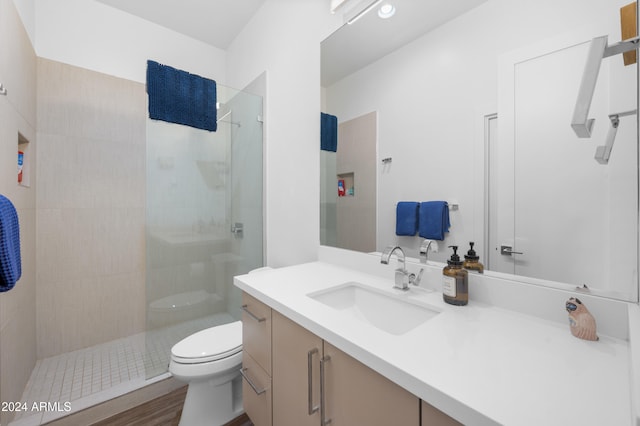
[235,248,638,425]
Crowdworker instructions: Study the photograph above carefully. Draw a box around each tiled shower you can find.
[5,53,262,425]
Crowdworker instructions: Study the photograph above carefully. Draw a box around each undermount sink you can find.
[308,282,440,335]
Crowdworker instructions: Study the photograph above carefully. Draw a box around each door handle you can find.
[500,245,523,256]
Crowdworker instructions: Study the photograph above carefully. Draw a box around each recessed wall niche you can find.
[337,172,354,197]
[17,132,30,187]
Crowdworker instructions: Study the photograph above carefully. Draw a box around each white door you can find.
[490,38,636,290]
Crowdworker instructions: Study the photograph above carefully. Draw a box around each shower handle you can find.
[231,222,243,237]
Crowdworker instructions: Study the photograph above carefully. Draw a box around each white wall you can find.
[33,0,226,84]
[226,0,342,267]
[11,0,35,47]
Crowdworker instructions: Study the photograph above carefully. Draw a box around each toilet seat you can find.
[171,321,242,365]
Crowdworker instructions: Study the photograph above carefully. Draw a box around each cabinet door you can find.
[272,311,323,426]
[421,400,462,426]
[323,341,420,426]
[242,292,272,374]
[241,351,272,426]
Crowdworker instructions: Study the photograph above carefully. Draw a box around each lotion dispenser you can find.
[442,245,468,306]
[463,242,484,274]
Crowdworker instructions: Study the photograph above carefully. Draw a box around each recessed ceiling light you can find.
[378,3,396,19]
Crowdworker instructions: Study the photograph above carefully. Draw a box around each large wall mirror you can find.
[320,0,639,302]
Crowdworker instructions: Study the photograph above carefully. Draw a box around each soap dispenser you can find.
[443,245,468,306]
[463,242,484,274]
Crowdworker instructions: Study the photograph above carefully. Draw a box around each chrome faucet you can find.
[381,246,422,290]
[419,239,436,264]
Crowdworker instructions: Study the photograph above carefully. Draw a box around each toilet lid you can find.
[171,321,242,364]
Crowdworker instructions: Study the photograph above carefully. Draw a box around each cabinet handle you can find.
[242,304,266,322]
[239,368,266,395]
[320,355,332,425]
[307,348,320,415]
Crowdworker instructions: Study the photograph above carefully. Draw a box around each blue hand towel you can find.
[396,202,419,236]
[321,112,338,152]
[419,201,450,241]
[147,60,217,132]
[0,195,21,292]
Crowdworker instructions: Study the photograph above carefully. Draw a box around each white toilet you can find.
[169,321,243,426]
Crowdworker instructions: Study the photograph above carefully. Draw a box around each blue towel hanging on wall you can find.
[321,112,338,152]
[147,60,217,132]
[396,202,419,236]
[0,195,21,292]
[419,201,450,240]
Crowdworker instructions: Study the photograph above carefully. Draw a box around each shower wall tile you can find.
[36,133,145,210]
[0,208,37,397]
[1,305,37,425]
[0,109,37,209]
[1,208,37,326]
[37,59,145,143]
[100,272,146,342]
[37,207,145,282]
[0,0,38,423]
[37,272,145,358]
[36,58,147,358]
[38,275,92,357]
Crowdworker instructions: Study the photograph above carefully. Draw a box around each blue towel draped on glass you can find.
[396,202,419,236]
[147,60,217,132]
[321,112,338,152]
[419,201,450,240]
[0,195,21,292]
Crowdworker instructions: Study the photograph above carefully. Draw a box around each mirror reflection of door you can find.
[513,41,636,289]
[488,39,637,292]
[485,113,510,273]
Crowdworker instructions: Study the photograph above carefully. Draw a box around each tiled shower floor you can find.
[10,313,235,426]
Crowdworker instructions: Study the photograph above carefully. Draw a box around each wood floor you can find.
[90,386,253,426]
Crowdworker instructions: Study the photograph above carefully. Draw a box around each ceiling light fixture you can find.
[330,0,349,14]
[378,3,395,19]
[347,0,382,25]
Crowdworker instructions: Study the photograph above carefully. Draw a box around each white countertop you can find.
[234,261,633,426]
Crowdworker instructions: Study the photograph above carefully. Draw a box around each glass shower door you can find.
[222,86,265,320]
[144,85,263,379]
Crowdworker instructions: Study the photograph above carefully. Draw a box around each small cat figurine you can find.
[566,297,599,341]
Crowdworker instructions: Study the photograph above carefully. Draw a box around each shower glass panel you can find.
[144,84,263,379]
